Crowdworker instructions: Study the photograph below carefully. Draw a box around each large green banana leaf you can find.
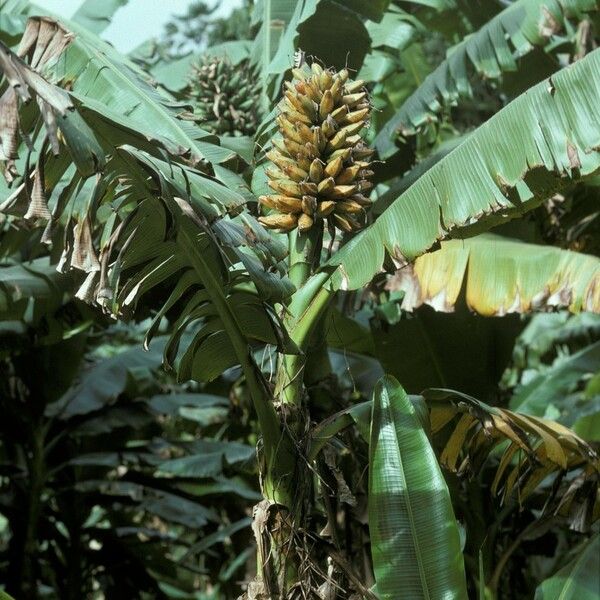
[534,534,599,599]
[324,49,600,292]
[19,16,226,165]
[0,30,288,450]
[389,235,600,315]
[375,0,599,158]
[369,375,468,599]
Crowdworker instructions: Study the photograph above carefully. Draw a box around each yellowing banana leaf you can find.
[375,0,599,157]
[387,235,600,315]
[325,49,600,292]
[423,388,600,531]
[369,376,468,599]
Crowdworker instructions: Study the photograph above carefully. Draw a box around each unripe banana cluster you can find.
[258,62,374,234]
[189,57,261,137]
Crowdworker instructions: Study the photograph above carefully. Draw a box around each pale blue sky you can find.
[34,0,243,52]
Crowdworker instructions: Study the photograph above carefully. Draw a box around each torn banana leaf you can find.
[375,0,599,158]
[387,235,600,315]
[423,388,600,531]
[325,48,600,292]
[0,30,294,407]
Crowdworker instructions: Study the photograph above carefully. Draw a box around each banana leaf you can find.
[375,0,599,157]
[534,534,600,599]
[369,375,468,599]
[325,49,600,292]
[388,235,600,315]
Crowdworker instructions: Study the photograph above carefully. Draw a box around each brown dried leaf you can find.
[71,217,101,272]
[24,165,51,221]
[0,87,20,161]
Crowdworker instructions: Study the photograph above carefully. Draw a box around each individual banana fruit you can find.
[259,61,374,234]
[188,57,261,137]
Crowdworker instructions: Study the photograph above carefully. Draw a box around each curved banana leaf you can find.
[0,30,288,452]
[311,385,600,531]
[388,235,600,315]
[423,388,600,531]
[369,376,468,599]
[18,17,227,165]
[325,49,600,292]
[375,0,599,157]
[534,534,600,599]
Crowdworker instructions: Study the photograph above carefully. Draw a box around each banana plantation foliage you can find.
[1,0,600,598]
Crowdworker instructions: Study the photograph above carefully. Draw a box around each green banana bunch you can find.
[188,57,261,137]
[259,61,374,234]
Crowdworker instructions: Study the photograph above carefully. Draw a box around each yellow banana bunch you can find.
[259,61,374,234]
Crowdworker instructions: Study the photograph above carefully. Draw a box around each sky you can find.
[34,0,243,53]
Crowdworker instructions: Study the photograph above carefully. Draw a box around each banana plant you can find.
[1,2,600,598]
[374,0,600,158]
[0,317,260,598]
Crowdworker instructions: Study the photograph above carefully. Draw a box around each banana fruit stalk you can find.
[259,61,374,234]
[189,57,261,137]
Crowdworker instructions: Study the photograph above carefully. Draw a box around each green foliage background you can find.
[0,0,599,598]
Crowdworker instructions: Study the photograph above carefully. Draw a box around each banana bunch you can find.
[189,57,261,137]
[258,62,374,234]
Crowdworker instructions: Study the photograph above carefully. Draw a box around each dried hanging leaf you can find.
[423,388,600,530]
